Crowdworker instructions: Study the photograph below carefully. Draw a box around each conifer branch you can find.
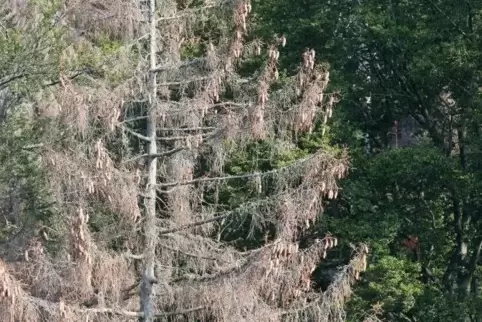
[157,152,319,188]
[124,147,184,163]
[80,306,205,317]
[159,213,232,235]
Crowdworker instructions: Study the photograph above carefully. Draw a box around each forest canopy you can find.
[1,1,482,322]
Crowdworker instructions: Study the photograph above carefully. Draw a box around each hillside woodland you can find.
[1,1,482,322]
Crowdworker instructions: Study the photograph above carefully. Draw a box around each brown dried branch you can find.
[155,3,223,22]
[157,151,321,188]
[80,305,205,317]
[124,147,185,163]
[156,132,215,141]
[159,212,232,235]
[152,57,209,73]
[0,1,366,321]
[160,244,223,261]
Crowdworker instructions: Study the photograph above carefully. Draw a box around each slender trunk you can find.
[460,238,482,296]
[443,194,468,292]
[458,127,467,170]
[140,0,158,320]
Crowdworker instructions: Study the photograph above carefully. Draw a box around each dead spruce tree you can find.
[132,0,369,321]
[0,0,369,321]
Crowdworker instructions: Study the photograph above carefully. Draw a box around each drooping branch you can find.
[158,171,264,188]
[151,57,208,73]
[156,132,216,141]
[157,151,322,188]
[124,127,152,141]
[124,147,184,163]
[80,306,205,317]
[159,212,232,235]
[280,244,369,321]
[81,283,139,307]
[160,243,223,261]
[121,101,249,123]
[155,3,221,23]
[0,257,202,320]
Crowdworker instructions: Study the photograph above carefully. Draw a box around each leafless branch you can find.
[156,132,215,141]
[160,244,222,261]
[159,213,232,235]
[124,147,184,163]
[152,58,208,73]
[124,127,152,141]
[157,126,216,132]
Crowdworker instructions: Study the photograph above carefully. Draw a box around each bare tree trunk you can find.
[140,0,158,320]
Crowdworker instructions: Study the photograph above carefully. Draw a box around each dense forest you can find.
[1,0,482,321]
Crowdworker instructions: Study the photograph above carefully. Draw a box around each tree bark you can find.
[140,0,158,320]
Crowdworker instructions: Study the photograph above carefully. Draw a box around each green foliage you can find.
[252,0,482,320]
[411,287,482,322]
[0,0,65,95]
[347,256,423,321]
[322,145,472,320]
[2,0,482,319]
[0,110,58,247]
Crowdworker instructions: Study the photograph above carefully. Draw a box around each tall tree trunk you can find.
[140,0,158,320]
